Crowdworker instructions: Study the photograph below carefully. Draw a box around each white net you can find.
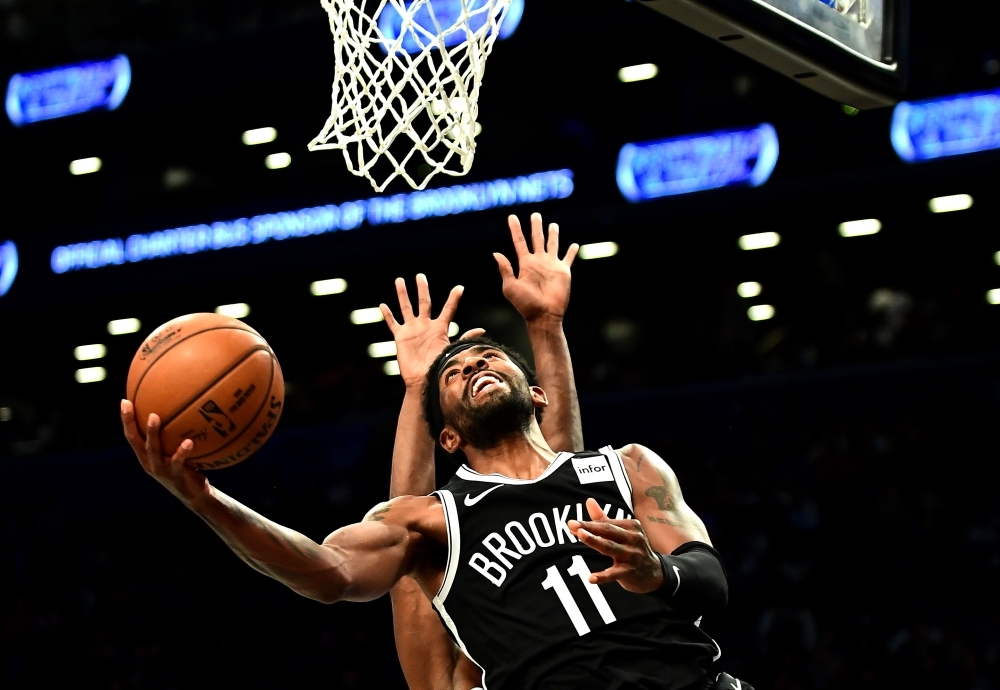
[309,0,512,192]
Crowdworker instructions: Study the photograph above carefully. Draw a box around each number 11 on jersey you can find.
[542,555,617,636]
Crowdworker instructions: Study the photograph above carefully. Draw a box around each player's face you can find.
[437,346,535,449]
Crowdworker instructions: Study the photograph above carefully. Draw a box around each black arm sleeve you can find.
[653,542,729,615]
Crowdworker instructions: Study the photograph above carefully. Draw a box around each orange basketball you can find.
[126,313,285,470]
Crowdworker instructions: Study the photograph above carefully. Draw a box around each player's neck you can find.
[464,425,558,480]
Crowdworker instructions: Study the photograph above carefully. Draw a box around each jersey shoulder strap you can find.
[595,445,635,514]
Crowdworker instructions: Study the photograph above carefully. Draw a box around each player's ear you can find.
[439,426,464,453]
[529,386,549,409]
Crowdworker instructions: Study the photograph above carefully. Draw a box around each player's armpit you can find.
[320,495,446,603]
[619,444,712,553]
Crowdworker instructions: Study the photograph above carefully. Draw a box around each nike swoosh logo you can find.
[672,566,681,597]
[464,485,503,506]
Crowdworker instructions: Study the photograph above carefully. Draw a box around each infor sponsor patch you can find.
[571,456,614,484]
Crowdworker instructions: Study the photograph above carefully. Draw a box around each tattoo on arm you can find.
[366,504,392,522]
[645,486,674,512]
[646,515,684,527]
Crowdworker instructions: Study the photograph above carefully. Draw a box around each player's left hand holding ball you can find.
[568,498,665,594]
[121,400,209,508]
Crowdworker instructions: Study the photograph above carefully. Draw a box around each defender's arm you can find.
[495,213,582,452]
[381,276,486,690]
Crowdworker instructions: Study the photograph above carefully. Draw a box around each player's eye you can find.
[445,369,459,381]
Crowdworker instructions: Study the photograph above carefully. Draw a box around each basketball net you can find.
[309,0,512,192]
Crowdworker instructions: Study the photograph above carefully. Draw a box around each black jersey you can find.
[431,447,721,690]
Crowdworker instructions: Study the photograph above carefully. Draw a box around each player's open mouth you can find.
[470,372,503,398]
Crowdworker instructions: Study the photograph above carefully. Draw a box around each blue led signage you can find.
[890,88,1000,162]
[50,169,574,274]
[378,0,524,54]
[6,55,131,127]
[616,124,779,202]
[0,241,18,297]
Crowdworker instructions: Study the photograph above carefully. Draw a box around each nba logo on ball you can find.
[572,456,614,484]
[0,241,18,297]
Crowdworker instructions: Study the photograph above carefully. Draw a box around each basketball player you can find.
[383,213,584,690]
[381,214,752,690]
[119,215,752,690]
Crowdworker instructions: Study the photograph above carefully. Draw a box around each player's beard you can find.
[447,377,535,450]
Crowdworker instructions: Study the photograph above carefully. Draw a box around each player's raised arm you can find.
[380,276,486,690]
[495,213,583,452]
[380,274,483,499]
[121,401,433,604]
[380,275,480,688]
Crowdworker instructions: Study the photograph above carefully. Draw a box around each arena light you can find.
[49,169,574,274]
[988,289,1000,305]
[578,242,619,260]
[929,194,973,213]
[243,127,277,146]
[838,219,882,237]
[216,303,250,318]
[350,308,384,325]
[737,281,762,298]
[739,232,781,250]
[70,157,102,175]
[618,63,659,83]
[368,341,398,358]
[74,344,107,361]
[995,251,1000,266]
[377,0,524,55]
[617,124,778,201]
[0,240,17,297]
[748,304,775,321]
[265,152,291,170]
[383,360,401,376]
[310,278,348,296]
[448,322,460,337]
[107,318,141,335]
[891,88,1000,162]
[6,55,131,126]
[75,366,107,384]
[0,407,11,422]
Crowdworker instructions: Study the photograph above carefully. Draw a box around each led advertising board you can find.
[890,88,1000,162]
[616,124,779,201]
[50,169,574,274]
[0,241,18,297]
[6,55,131,126]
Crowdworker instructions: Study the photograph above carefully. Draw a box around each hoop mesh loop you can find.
[309,0,511,192]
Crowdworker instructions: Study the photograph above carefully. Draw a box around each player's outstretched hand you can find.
[380,274,485,389]
[121,399,210,507]
[568,498,665,594]
[495,213,578,323]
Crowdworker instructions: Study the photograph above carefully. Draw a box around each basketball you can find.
[126,313,285,470]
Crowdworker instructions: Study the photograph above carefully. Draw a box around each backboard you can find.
[638,0,908,109]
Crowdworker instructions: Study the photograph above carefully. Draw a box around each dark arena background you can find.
[2,1,1000,688]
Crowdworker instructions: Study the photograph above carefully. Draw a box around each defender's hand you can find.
[121,400,210,507]
[568,498,665,594]
[495,213,578,323]
[380,274,484,389]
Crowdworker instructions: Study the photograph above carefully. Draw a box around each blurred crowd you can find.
[3,352,999,689]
